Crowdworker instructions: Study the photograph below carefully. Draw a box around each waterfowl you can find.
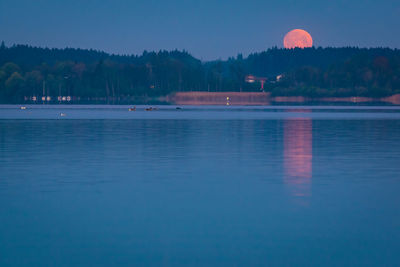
[128,107,136,111]
[20,106,27,110]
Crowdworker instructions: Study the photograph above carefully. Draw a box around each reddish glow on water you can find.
[283,117,312,198]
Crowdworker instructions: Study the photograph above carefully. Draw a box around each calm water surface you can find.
[1,105,400,266]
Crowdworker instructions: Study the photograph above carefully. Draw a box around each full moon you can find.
[283,29,313,49]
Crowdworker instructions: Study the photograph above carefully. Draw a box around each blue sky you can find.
[0,0,399,59]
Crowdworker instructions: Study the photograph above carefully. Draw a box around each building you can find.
[245,75,268,90]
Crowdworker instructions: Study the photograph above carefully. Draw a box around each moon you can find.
[283,29,313,49]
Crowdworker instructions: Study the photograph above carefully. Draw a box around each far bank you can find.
[165,92,400,105]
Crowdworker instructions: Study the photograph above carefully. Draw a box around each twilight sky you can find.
[0,0,399,60]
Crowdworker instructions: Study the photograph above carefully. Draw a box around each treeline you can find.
[0,43,210,103]
[0,42,399,103]
[267,49,400,97]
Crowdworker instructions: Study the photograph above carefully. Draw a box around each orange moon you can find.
[283,29,313,49]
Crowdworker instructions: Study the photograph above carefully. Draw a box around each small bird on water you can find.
[128,106,136,111]
[20,106,27,110]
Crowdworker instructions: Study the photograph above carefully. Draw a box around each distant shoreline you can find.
[3,92,400,106]
[166,92,400,105]
[1,46,400,104]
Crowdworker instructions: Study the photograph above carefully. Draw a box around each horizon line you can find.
[1,41,399,62]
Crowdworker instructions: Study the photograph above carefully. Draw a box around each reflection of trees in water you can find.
[283,117,312,199]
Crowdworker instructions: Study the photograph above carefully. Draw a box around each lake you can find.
[1,105,400,266]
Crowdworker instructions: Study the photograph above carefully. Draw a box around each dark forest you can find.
[1,42,399,103]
